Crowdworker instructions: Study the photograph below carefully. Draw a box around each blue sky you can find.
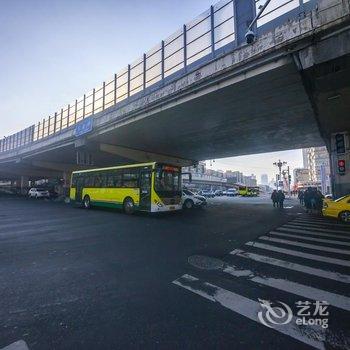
[0,0,304,179]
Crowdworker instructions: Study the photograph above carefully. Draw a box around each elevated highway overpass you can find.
[0,0,350,196]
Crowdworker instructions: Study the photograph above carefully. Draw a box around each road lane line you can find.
[259,236,350,255]
[269,231,350,246]
[222,263,350,311]
[278,227,350,240]
[245,241,350,267]
[230,249,350,284]
[283,224,350,235]
[173,274,327,349]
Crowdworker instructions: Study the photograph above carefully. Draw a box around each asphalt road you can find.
[0,195,349,350]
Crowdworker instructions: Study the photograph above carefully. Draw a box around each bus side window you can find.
[94,174,102,187]
[85,176,94,188]
[101,173,107,188]
[106,174,114,188]
[122,170,139,188]
[114,171,123,187]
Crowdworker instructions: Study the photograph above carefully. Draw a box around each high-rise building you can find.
[293,168,310,187]
[260,174,268,185]
[302,147,331,193]
[302,149,309,168]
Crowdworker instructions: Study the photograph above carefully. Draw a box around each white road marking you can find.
[269,231,350,247]
[245,241,350,267]
[293,219,350,228]
[230,249,350,284]
[287,220,350,233]
[1,340,29,350]
[222,263,350,311]
[292,219,333,225]
[278,226,350,240]
[284,224,350,235]
[173,274,327,349]
[259,236,350,255]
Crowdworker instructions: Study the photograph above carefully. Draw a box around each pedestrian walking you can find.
[277,190,285,209]
[271,190,278,207]
[315,190,324,215]
[298,190,304,205]
[304,187,312,213]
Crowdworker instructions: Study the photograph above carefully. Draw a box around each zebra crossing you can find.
[173,216,350,349]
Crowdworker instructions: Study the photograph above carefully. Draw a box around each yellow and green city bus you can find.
[70,162,182,214]
[238,186,259,197]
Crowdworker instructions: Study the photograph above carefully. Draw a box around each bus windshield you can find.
[155,166,181,194]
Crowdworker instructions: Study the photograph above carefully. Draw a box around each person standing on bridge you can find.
[271,190,278,208]
[277,190,285,209]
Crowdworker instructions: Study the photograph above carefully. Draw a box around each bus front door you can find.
[139,171,151,211]
[75,177,84,202]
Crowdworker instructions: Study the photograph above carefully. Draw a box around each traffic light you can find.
[335,133,346,154]
[338,159,346,175]
[288,175,292,182]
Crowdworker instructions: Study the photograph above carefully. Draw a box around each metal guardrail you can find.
[0,0,316,154]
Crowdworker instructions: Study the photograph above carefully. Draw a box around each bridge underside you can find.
[0,59,329,180]
[1,53,350,182]
[95,61,323,160]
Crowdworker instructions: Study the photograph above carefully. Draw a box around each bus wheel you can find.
[123,197,135,214]
[83,195,91,209]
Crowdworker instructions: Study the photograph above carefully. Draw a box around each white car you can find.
[28,188,50,198]
[182,189,207,209]
[226,188,238,196]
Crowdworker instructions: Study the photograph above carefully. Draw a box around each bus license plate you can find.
[169,206,175,210]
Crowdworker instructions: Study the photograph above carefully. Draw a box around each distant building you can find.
[182,161,227,190]
[243,174,257,187]
[225,170,244,184]
[260,174,268,185]
[302,147,331,193]
[293,168,310,188]
[302,149,309,168]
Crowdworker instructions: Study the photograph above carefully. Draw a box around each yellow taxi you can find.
[322,195,350,222]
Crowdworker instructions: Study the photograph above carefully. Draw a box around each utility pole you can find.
[273,160,287,190]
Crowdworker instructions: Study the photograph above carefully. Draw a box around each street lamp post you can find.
[273,160,287,190]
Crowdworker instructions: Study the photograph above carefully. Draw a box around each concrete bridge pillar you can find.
[329,132,350,198]
[62,171,71,197]
[20,176,30,195]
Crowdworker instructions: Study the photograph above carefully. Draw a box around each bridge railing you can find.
[0,0,316,154]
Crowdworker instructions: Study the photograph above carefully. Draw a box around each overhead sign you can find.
[75,117,93,137]
[335,133,346,154]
